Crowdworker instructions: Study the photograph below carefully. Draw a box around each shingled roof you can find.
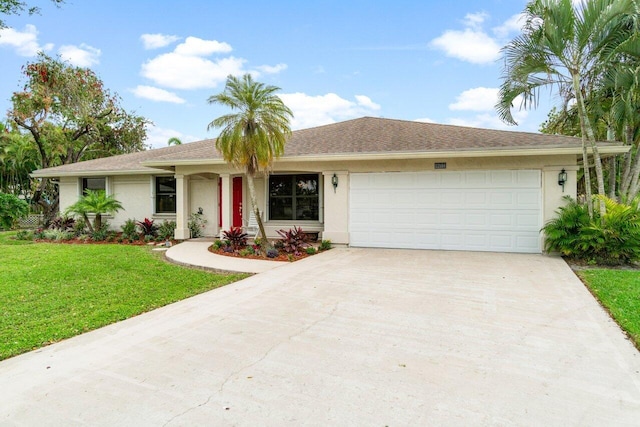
[32,117,625,177]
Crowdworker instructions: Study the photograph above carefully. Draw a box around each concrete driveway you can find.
[1,249,639,426]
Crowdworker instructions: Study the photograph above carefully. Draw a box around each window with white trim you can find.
[81,177,106,194]
[155,176,176,213]
[269,174,319,221]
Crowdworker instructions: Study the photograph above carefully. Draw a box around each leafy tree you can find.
[0,191,28,229]
[496,0,638,217]
[207,74,293,249]
[0,122,38,198]
[8,53,149,221]
[65,189,123,233]
[0,0,63,28]
[167,137,182,146]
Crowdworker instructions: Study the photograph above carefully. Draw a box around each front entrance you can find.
[218,176,244,229]
[232,176,243,228]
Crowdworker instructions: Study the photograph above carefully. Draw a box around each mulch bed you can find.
[208,245,312,262]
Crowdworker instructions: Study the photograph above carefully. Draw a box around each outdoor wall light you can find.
[558,168,567,192]
[332,173,339,193]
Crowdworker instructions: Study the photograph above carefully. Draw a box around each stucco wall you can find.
[56,153,578,248]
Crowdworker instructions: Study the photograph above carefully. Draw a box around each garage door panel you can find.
[349,170,542,253]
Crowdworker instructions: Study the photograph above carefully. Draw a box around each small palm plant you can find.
[66,190,123,233]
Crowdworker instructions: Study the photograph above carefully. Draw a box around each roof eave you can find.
[30,167,170,178]
[141,145,630,167]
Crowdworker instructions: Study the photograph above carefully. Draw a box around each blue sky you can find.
[0,0,558,148]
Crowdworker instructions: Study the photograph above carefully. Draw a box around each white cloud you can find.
[448,110,529,130]
[140,33,181,50]
[255,63,287,74]
[415,117,436,123]
[131,85,185,104]
[354,95,381,110]
[463,12,489,30]
[145,124,201,149]
[279,92,381,129]
[141,36,286,90]
[492,14,525,38]
[174,36,232,56]
[0,24,53,56]
[59,43,101,67]
[142,54,246,89]
[431,12,531,64]
[430,28,501,64]
[449,87,499,111]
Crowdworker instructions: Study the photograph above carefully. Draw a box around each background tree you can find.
[0,122,38,198]
[496,0,638,216]
[7,53,149,222]
[0,0,64,28]
[66,189,122,233]
[207,74,293,248]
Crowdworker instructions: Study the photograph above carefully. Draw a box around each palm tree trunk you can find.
[572,75,595,217]
[608,157,617,199]
[245,173,268,250]
[620,125,633,197]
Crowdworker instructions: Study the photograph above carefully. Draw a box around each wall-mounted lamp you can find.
[558,168,567,192]
[331,173,339,193]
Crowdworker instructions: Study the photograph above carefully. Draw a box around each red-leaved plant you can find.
[136,218,158,237]
[276,226,310,255]
[222,226,248,250]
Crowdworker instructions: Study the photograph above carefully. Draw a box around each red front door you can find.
[232,177,243,228]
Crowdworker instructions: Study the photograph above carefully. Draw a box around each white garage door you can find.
[349,170,542,253]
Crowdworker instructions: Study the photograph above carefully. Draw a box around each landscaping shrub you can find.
[266,248,279,258]
[15,230,34,241]
[276,226,310,255]
[72,218,87,236]
[543,196,640,265]
[91,223,111,241]
[222,226,248,250]
[50,216,76,232]
[136,218,158,237]
[305,246,317,255]
[121,219,138,240]
[188,212,207,238]
[319,239,332,251]
[157,220,176,240]
[42,229,73,241]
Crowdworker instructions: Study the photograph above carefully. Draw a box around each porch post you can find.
[174,174,190,239]
[219,173,232,237]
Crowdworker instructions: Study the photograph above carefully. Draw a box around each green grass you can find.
[0,231,248,360]
[578,269,640,349]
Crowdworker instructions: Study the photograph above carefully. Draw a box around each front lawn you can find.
[578,269,640,350]
[0,231,247,360]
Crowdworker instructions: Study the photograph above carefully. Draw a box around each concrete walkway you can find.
[1,249,639,425]
[165,239,286,273]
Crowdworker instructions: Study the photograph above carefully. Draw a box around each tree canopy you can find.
[207,74,293,245]
[496,0,639,216]
[7,53,149,220]
[0,0,64,28]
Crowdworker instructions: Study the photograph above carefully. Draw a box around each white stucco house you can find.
[31,117,628,254]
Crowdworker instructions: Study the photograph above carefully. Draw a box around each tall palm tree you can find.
[496,0,636,217]
[207,74,293,246]
[66,189,123,232]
